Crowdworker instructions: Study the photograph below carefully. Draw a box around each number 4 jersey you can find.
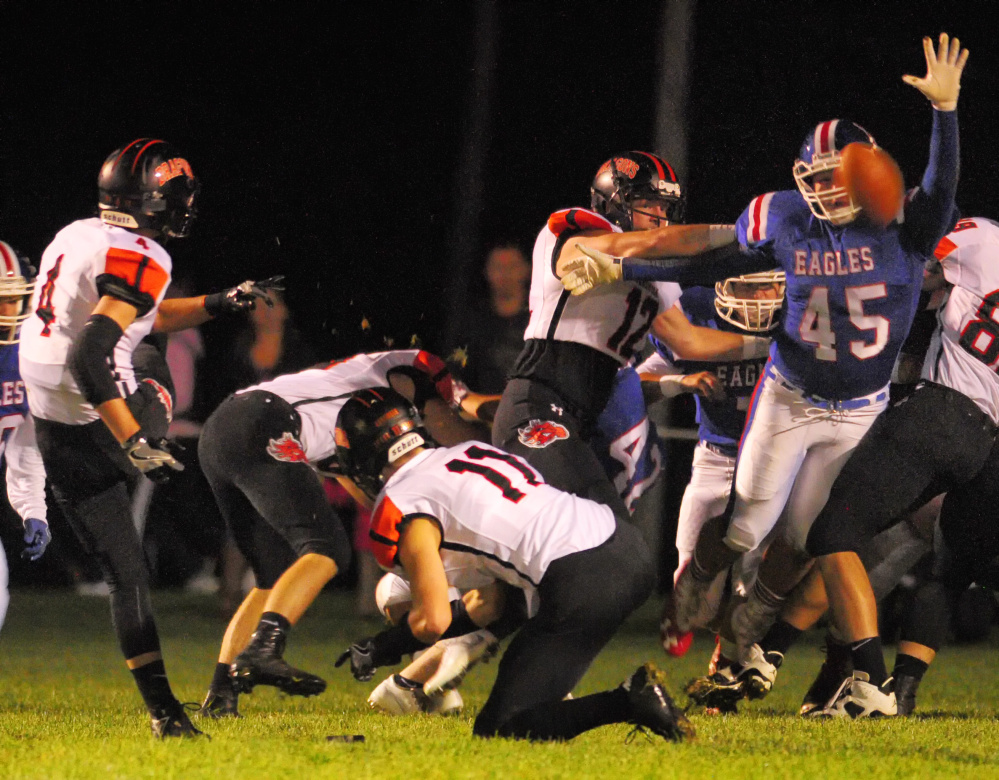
[924,217,999,424]
[20,218,172,425]
[368,442,616,617]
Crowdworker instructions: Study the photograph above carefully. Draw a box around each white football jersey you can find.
[20,218,172,424]
[523,208,680,364]
[242,349,454,465]
[369,442,616,617]
[923,217,999,425]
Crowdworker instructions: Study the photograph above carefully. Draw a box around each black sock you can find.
[394,674,421,690]
[760,620,802,656]
[826,634,851,669]
[892,653,929,682]
[257,611,291,634]
[211,662,234,693]
[850,636,888,686]
[131,659,176,713]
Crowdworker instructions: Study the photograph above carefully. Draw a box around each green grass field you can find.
[2,590,998,779]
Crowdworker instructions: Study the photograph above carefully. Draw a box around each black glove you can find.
[334,638,379,682]
[122,432,185,484]
[204,276,285,316]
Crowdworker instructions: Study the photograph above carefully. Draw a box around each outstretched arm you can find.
[652,305,770,363]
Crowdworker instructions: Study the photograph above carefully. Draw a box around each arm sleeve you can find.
[4,414,47,523]
[620,242,775,285]
[67,314,125,406]
[902,109,960,254]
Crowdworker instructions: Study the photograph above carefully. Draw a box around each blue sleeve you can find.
[620,243,774,285]
[902,109,960,254]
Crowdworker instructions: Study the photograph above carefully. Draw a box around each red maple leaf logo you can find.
[266,432,308,462]
[517,419,570,449]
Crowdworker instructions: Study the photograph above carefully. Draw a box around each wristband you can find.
[741,336,771,361]
[658,374,687,399]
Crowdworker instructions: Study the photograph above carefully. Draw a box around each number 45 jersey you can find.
[368,442,616,617]
[924,217,999,424]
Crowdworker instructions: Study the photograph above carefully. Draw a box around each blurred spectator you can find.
[452,243,530,393]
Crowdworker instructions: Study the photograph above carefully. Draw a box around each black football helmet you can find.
[97,138,200,239]
[590,151,685,230]
[334,387,435,499]
[0,241,35,345]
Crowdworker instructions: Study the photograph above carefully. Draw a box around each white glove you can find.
[902,33,969,111]
[559,244,623,296]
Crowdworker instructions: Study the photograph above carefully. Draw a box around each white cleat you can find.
[426,688,464,715]
[368,675,426,715]
[819,672,897,719]
[423,629,499,696]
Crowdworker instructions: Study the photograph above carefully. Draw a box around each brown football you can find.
[835,142,905,227]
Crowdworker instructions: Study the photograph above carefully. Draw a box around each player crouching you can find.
[333,387,692,741]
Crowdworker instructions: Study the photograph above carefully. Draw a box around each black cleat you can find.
[800,641,853,717]
[894,673,920,716]
[151,701,208,739]
[198,687,241,718]
[624,662,695,742]
[230,624,326,697]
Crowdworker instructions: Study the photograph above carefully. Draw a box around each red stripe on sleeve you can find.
[750,196,765,243]
[104,248,169,299]
[934,236,958,261]
[369,496,404,569]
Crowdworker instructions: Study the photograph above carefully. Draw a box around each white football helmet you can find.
[0,241,36,345]
[714,271,785,333]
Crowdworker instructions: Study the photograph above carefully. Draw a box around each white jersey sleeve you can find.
[243,349,455,465]
[20,218,173,424]
[4,413,47,523]
[368,442,616,617]
[522,208,666,364]
[922,217,999,424]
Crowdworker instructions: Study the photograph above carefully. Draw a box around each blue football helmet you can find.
[793,120,875,226]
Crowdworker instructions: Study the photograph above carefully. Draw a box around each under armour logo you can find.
[550,403,564,416]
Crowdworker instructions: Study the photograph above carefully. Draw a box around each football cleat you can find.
[800,642,853,717]
[198,687,241,718]
[673,563,723,633]
[686,643,781,710]
[368,674,426,715]
[894,673,920,716]
[150,701,207,739]
[230,624,326,697]
[423,629,499,696]
[818,672,897,719]
[623,662,694,742]
[427,688,464,716]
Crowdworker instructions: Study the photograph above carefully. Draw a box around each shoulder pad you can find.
[547,208,614,237]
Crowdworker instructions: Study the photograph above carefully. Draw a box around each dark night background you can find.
[2,1,996,361]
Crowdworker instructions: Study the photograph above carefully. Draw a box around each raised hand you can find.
[902,33,969,111]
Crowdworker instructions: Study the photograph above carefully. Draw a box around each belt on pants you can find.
[702,441,738,458]
[766,365,888,411]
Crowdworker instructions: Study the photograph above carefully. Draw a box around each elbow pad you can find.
[68,314,125,406]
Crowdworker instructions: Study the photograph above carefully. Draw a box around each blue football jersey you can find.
[656,287,768,452]
[593,366,663,514]
[737,190,930,399]
[0,343,28,453]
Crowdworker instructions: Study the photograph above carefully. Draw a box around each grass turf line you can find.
[1,591,998,779]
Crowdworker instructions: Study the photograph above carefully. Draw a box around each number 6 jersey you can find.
[368,441,616,617]
[923,217,999,425]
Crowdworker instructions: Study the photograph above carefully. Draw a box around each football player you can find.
[491,152,760,518]
[0,241,51,636]
[335,387,692,742]
[19,138,281,738]
[195,349,492,717]
[638,272,784,661]
[560,33,968,719]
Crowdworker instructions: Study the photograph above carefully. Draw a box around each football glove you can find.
[204,276,286,316]
[334,638,380,682]
[902,33,969,111]
[21,518,51,562]
[335,632,411,682]
[560,244,622,296]
[122,432,185,484]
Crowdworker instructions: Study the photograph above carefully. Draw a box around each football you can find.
[835,142,905,227]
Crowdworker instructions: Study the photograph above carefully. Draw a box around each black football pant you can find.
[492,378,630,522]
[33,377,172,663]
[473,520,655,740]
[198,390,352,588]
[807,382,997,557]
